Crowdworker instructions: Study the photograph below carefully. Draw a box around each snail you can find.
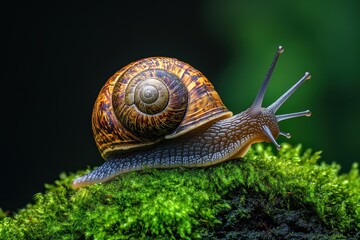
[72,46,311,189]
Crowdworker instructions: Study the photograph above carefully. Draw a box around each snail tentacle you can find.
[279,131,291,139]
[276,110,311,122]
[268,72,311,113]
[250,46,284,115]
[261,125,281,150]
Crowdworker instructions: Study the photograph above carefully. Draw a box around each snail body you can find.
[73,46,311,188]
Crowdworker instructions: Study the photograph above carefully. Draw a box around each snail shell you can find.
[93,57,232,159]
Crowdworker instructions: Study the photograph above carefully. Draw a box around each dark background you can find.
[1,1,359,212]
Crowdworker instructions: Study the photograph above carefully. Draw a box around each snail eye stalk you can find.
[276,110,311,122]
[250,46,284,116]
[268,72,311,114]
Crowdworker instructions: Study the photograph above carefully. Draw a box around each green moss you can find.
[1,143,359,239]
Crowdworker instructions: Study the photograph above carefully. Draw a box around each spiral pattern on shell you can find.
[113,69,188,140]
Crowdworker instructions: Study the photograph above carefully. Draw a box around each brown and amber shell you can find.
[92,57,233,159]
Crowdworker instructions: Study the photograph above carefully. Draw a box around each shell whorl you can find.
[113,69,188,140]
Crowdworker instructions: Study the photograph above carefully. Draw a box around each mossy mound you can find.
[1,144,359,239]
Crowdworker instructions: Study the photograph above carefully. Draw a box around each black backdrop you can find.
[1,1,228,212]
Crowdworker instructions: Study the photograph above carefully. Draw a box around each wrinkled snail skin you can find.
[73,109,278,188]
[72,46,311,189]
